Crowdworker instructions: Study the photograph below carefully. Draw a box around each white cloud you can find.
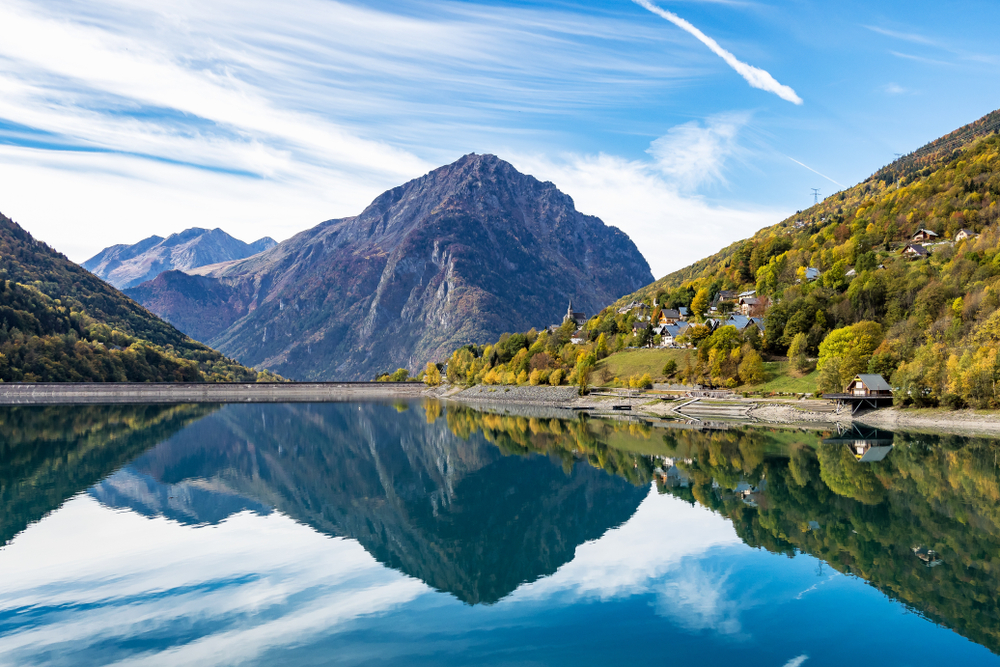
[0,145,376,262]
[509,486,741,602]
[647,113,748,190]
[0,496,429,666]
[654,562,744,635]
[631,0,803,105]
[0,0,711,261]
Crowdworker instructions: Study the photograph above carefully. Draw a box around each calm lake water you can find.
[1,401,999,666]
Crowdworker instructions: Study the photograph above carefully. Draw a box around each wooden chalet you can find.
[823,374,893,413]
[912,228,939,242]
[657,308,682,326]
[901,243,929,259]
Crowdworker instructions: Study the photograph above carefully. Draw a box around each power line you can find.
[811,188,821,205]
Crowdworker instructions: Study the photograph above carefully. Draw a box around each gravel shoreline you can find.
[442,384,1000,437]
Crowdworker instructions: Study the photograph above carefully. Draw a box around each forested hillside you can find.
[600,110,1000,407]
[0,213,275,382]
[444,110,1000,406]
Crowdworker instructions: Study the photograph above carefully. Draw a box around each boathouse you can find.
[823,374,894,413]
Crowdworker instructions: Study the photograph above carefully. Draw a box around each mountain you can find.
[83,227,277,289]
[0,212,273,382]
[127,154,653,380]
[590,107,1000,405]
[123,271,254,344]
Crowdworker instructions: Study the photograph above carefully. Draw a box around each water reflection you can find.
[822,425,895,462]
[1,403,999,665]
[79,401,649,605]
[0,404,218,545]
[655,424,1000,653]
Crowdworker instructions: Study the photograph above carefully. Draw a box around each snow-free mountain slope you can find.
[84,228,277,289]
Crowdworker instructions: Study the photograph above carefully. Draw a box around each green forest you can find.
[448,113,1000,408]
[0,213,278,382]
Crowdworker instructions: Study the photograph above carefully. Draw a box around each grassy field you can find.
[592,348,693,385]
[592,350,819,394]
[742,361,820,394]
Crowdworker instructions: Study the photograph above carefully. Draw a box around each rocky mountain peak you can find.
[127,155,653,380]
[84,227,279,289]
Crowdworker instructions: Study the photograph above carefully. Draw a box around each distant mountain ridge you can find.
[84,227,276,289]
[126,153,653,380]
[0,212,270,382]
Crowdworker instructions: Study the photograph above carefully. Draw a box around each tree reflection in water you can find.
[2,403,1000,654]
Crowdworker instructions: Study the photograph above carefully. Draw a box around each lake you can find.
[1,401,999,666]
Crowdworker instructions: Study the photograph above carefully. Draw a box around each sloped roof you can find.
[903,244,929,256]
[859,445,894,463]
[854,374,892,391]
[662,322,690,337]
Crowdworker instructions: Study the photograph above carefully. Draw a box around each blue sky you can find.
[0,0,998,276]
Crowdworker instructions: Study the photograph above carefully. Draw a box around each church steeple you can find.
[564,299,574,322]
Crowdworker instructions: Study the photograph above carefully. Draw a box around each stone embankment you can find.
[0,382,429,405]
[452,385,581,405]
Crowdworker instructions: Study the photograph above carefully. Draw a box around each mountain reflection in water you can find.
[88,402,649,604]
[1,403,999,665]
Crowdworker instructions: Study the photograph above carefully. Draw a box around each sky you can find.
[0,0,998,277]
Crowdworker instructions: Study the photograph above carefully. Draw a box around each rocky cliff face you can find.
[130,154,653,380]
[123,271,255,344]
[83,228,277,289]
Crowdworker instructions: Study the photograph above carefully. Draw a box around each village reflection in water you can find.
[1,402,1000,664]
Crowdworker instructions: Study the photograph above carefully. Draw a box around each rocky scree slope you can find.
[84,227,276,289]
[129,154,653,380]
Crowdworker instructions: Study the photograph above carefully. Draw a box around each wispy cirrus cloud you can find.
[889,50,953,66]
[647,112,749,190]
[631,0,803,105]
[0,0,712,259]
[511,127,789,278]
[865,24,997,66]
[864,25,940,47]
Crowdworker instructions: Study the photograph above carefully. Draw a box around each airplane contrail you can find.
[632,0,803,105]
[787,156,844,188]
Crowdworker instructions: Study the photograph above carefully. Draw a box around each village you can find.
[521,224,986,411]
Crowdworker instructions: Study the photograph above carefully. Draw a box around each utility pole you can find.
[811,188,821,205]
[894,154,903,187]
